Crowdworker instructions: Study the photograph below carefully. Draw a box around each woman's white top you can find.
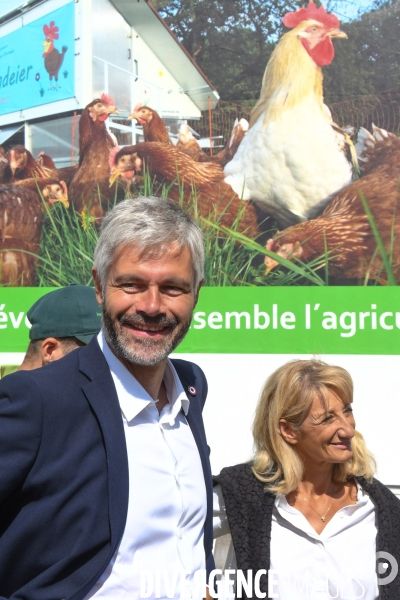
[213,483,379,600]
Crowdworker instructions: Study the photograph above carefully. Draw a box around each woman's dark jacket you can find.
[217,463,400,599]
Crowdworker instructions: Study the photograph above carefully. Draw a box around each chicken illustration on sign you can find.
[224,0,352,228]
[42,21,68,87]
[1,0,399,287]
[69,94,123,220]
[264,126,400,284]
[109,0,355,235]
[0,179,68,285]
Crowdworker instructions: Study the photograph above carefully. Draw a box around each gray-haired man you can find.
[0,197,213,600]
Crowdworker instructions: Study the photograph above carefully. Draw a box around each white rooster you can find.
[224,1,353,228]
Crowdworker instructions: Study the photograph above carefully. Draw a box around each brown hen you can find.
[69,94,121,219]
[128,104,172,145]
[3,145,52,183]
[177,119,249,167]
[0,179,69,285]
[264,130,400,283]
[37,151,78,185]
[176,123,209,161]
[109,142,263,238]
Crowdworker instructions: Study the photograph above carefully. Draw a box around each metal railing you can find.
[93,56,190,144]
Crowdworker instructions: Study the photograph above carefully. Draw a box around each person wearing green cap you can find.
[18,284,102,371]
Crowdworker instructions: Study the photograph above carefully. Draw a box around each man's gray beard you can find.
[102,308,192,367]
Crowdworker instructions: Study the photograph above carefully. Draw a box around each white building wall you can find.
[90,0,201,120]
[92,0,132,112]
[132,26,200,119]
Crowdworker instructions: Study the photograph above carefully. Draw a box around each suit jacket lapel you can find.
[185,407,213,552]
[79,339,129,551]
[78,342,212,560]
[185,408,212,488]
[172,360,213,556]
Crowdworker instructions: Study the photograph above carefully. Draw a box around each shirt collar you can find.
[275,481,369,512]
[97,330,190,423]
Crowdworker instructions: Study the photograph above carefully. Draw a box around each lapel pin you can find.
[188,385,196,396]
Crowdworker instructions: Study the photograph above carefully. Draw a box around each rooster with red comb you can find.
[224,1,353,229]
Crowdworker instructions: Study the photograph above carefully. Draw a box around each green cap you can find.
[28,284,102,344]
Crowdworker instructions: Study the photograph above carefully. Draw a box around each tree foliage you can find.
[153,0,400,105]
[324,0,400,104]
[152,0,303,103]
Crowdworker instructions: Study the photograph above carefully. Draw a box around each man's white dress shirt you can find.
[84,332,207,599]
[213,483,379,600]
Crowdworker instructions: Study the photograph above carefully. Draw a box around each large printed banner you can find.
[0,1,398,485]
[0,2,74,115]
[1,286,400,355]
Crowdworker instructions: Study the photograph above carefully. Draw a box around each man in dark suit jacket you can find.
[0,197,213,600]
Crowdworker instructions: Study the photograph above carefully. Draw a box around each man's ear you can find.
[278,419,298,445]
[194,279,204,308]
[92,268,103,306]
[41,338,64,365]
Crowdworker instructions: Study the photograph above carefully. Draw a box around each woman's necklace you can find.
[302,495,333,522]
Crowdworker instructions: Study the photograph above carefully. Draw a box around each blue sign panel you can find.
[0,2,74,115]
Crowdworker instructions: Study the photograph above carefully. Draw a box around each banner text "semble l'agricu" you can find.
[192,304,400,338]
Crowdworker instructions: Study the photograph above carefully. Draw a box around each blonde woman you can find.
[213,360,400,599]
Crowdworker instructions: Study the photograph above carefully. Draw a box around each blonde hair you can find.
[252,359,376,495]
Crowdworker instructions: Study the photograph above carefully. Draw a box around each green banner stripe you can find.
[0,287,399,355]
[0,288,57,352]
[176,287,400,355]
